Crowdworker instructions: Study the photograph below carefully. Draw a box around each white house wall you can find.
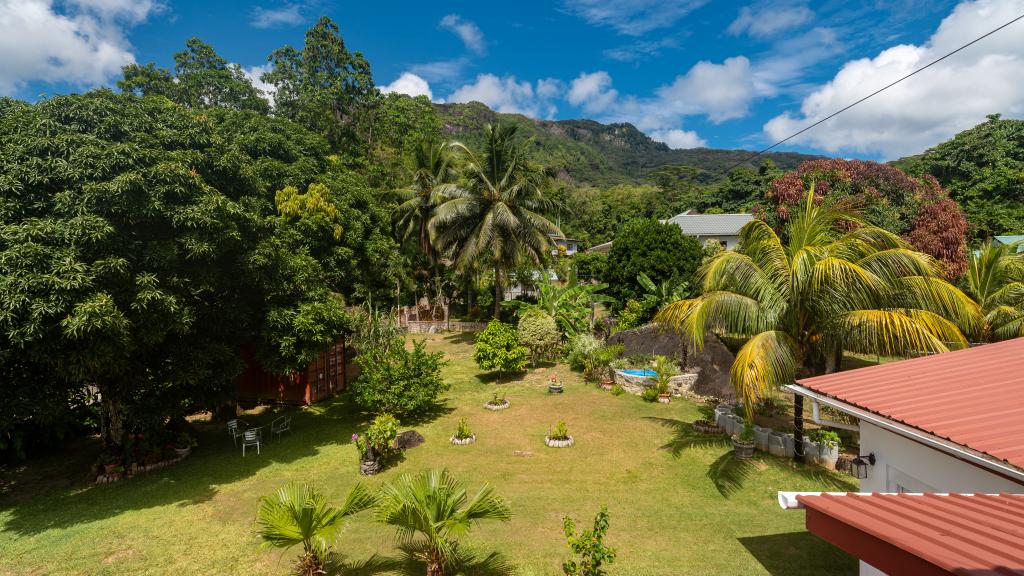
[858,422,1024,493]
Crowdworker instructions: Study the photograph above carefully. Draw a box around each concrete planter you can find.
[657,393,672,404]
[545,436,574,448]
[548,383,564,394]
[753,426,770,452]
[484,400,510,411]
[783,433,796,458]
[818,443,839,470]
[802,439,821,465]
[732,437,755,460]
[450,435,476,446]
[768,431,788,457]
[715,405,732,429]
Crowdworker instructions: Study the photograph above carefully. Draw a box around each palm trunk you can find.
[492,263,502,319]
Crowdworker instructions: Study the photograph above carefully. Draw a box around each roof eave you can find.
[786,384,1024,485]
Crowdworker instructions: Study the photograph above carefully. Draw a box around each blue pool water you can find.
[619,368,656,377]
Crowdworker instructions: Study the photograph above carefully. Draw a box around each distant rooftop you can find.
[994,235,1024,252]
[663,212,754,237]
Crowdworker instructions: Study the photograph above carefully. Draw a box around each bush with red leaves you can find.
[756,159,968,279]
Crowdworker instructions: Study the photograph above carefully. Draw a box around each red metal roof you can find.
[796,339,1024,471]
[797,492,1024,575]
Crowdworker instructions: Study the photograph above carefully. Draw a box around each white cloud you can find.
[728,2,813,39]
[440,14,485,55]
[648,128,707,149]
[567,71,618,114]
[653,56,758,123]
[242,63,276,104]
[562,0,708,35]
[250,4,304,28]
[447,74,560,118]
[380,72,433,100]
[409,58,469,83]
[763,0,1024,159]
[603,37,679,62]
[0,0,159,95]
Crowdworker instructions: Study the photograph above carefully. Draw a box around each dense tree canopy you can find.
[604,219,702,310]
[0,91,385,452]
[759,159,969,278]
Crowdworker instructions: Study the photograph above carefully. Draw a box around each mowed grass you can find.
[0,332,856,576]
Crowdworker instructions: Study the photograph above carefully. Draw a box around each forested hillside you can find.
[436,101,821,186]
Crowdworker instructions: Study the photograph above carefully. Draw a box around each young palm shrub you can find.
[255,482,374,575]
[967,240,1024,341]
[373,468,512,576]
[657,188,980,421]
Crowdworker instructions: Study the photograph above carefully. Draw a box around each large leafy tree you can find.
[373,469,512,576]
[256,482,374,576]
[0,91,355,452]
[262,16,376,153]
[604,218,702,311]
[119,38,270,113]
[898,114,1024,241]
[657,189,979,420]
[966,240,1024,342]
[761,159,969,278]
[431,124,560,318]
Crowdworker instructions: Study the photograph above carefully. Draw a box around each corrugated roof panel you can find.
[797,339,1024,471]
[798,493,1024,574]
[665,213,754,236]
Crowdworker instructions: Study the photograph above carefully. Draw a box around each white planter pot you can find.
[451,435,476,446]
[544,436,574,448]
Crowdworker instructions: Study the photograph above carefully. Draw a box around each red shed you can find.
[235,338,358,405]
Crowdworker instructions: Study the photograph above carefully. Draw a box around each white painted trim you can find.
[810,399,859,431]
[787,384,1024,484]
[777,491,1007,510]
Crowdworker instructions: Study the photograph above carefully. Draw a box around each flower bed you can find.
[95,449,191,485]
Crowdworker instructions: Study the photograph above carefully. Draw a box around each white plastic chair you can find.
[241,429,260,456]
[227,419,246,446]
[270,416,291,441]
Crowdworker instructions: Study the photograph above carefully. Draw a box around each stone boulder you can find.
[607,324,736,401]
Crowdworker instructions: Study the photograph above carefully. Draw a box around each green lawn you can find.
[0,332,856,575]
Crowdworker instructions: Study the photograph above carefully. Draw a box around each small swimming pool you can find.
[618,368,656,377]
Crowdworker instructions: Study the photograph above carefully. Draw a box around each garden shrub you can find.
[808,429,841,448]
[354,340,449,416]
[641,386,659,403]
[563,506,616,576]
[517,310,560,367]
[610,385,624,396]
[474,320,528,375]
[564,333,602,371]
[549,421,570,440]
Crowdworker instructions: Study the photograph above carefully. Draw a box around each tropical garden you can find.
[2,14,1024,576]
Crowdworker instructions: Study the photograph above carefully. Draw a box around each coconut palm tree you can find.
[967,240,1024,341]
[656,189,980,422]
[431,124,560,318]
[255,482,374,576]
[373,468,512,576]
[394,141,457,265]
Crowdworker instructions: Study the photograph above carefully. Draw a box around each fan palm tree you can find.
[255,482,374,576]
[431,124,560,318]
[656,188,980,421]
[373,468,512,576]
[394,140,458,265]
[967,240,1024,341]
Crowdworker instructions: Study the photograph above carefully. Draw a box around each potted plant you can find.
[548,373,564,394]
[484,391,510,411]
[450,417,476,445]
[732,423,756,460]
[653,355,678,403]
[173,432,196,457]
[809,429,841,470]
[354,413,399,476]
[545,420,574,448]
[692,403,723,434]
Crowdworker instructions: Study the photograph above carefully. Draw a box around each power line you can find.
[718,11,1024,176]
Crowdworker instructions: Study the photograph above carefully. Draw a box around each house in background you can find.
[994,234,1024,252]
[780,339,1024,575]
[549,233,580,256]
[588,210,754,253]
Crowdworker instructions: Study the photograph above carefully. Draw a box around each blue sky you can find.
[2,0,1023,159]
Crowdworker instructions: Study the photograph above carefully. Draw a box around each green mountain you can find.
[436,101,822,187]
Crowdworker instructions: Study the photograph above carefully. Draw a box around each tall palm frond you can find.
[394,141,457,263]
[429,124,560,317]
[656,184,979,421]
[967,241,1024,341]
